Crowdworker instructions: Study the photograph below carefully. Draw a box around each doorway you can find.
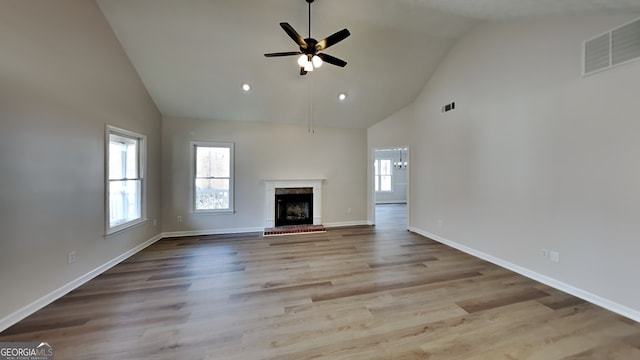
[373,147,409,230]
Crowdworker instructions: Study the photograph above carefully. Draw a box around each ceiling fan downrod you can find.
[307,0,314,39]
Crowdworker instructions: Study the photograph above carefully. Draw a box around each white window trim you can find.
[105,125,147,235]
[190,141,235,214]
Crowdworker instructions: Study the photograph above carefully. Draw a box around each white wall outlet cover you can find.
[540,248,549,258]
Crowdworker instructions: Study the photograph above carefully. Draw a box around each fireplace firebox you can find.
[275,187,313,227]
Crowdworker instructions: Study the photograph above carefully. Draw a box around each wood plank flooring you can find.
[1,204,639,359]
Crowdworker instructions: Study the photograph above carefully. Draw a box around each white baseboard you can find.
[162,222,374,240]
[409,226,640,323]
[161,227,264,239]
[162,223,370,239]
[324,221,370,228]
[0,234,163,333]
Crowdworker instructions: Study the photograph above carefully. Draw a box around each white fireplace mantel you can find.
[264,179,324,228]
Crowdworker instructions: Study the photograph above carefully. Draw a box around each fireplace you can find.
[264,179,323,228]
[275,187,313,227]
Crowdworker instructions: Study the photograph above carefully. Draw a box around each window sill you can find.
[105,218,148,238]
[191,209,235,215]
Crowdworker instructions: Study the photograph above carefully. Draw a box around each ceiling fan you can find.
[264,0,350,75]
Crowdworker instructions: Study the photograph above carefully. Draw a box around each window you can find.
[374,159,392,192]
[192,142,234,212]
[106,125,146,234]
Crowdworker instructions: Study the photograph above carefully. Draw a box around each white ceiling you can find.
[96,0,640,128]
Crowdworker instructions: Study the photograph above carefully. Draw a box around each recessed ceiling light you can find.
[338,92,347,101]
[242,83,251,92]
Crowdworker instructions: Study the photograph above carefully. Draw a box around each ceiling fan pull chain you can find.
[308,73,315,134]
[311,74,315,133]
[308,77,311,133]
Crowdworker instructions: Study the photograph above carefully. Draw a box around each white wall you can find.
[408,14,640,319]
[162,117,368,233]
[368,105,413,147]
[0,0,162,330]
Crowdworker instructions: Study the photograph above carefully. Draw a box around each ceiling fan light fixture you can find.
[297,54,308,67]
[312,55,323,68]
[304,61,314,72]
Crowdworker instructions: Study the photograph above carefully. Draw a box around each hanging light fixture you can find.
[304,60,314,72]
[311,55,323,68]
[394,148,407,170]
[297,54,308,67]
[297,54,323,71]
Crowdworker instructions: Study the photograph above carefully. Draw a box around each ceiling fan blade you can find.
[300,67,308,76]
[316,29,350,51]
[264,51,302,57]
[280,22,308,49]
[317,53,347,67]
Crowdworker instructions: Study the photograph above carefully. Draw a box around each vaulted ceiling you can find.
[96,0,640,128]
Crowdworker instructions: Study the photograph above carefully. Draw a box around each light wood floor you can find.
[1,204,639,359]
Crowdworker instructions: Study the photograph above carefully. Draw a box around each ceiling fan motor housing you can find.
[302,38,318,54]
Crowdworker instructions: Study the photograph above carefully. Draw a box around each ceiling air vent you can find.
[583,17,640,76]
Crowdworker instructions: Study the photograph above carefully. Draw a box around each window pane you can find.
[109,179,141,226]
[381,159,392,176]
[374,176,379,192]
[381,175,392,191]
[196,147,230,178]
[109,137,138,180]
[109,142,124,180]
[374,160,379,176]
[125,142,138,178]
[195,178,230,210]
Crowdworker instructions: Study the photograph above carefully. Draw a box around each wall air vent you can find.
[442,101,456,113]
[583,17,640,76]
[584,33,610,74]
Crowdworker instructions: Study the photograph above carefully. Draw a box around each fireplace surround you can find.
[264,179,323,228]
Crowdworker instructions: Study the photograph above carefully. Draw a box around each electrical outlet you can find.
[550,251,560,263]
[68,251,77,264]
[437,219,443,228]
[540,248,549,259]
[153,218,157,226]
[177,216,182,223]
[347,208,352,214]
